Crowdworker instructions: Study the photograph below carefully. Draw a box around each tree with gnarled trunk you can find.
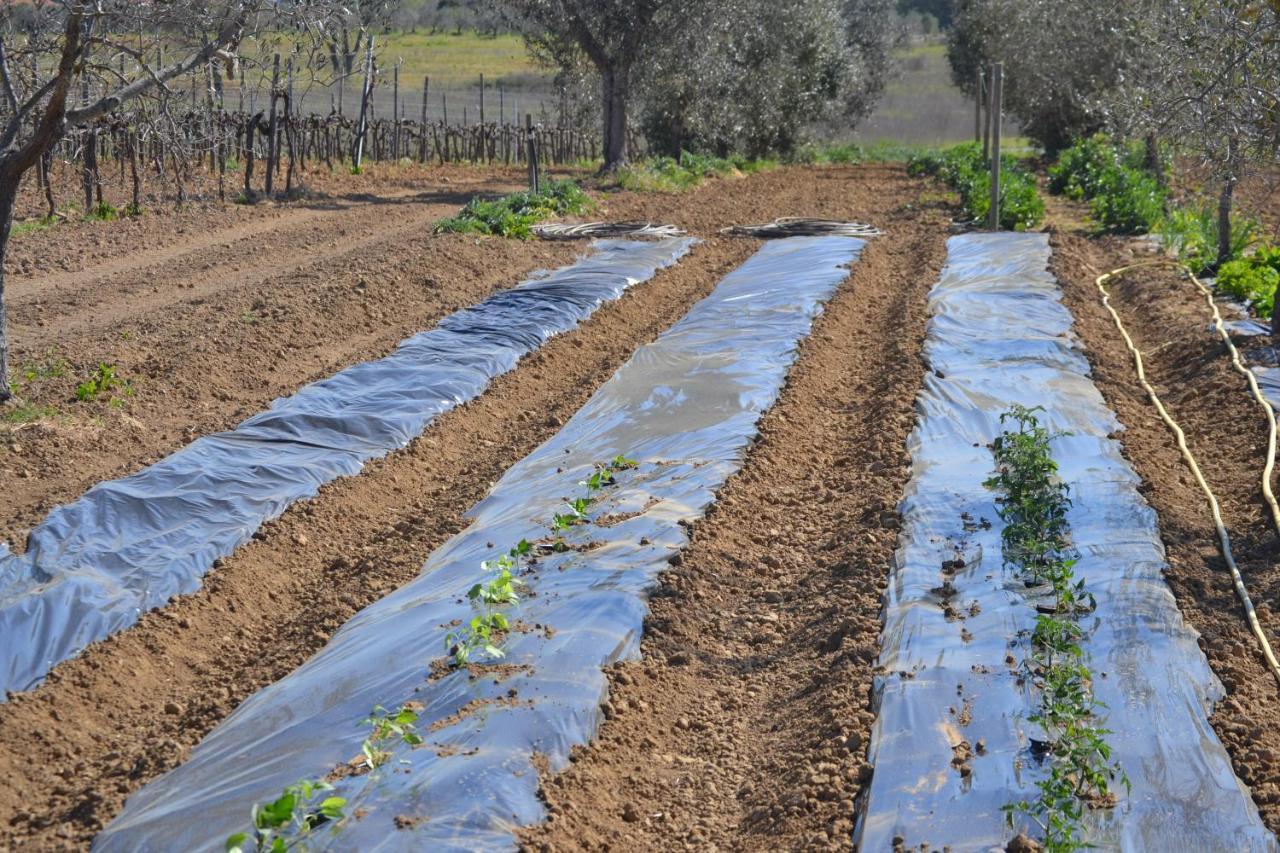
[497,0,677,171]
[0,2,271,403]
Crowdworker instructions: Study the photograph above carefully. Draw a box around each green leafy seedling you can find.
[226,779,345,853]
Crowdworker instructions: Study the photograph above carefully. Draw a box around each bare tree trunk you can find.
[0,172,16,402]
[599,63,630,172]
[1217,136,1240,272]
[40,150,55,219]
[1145,132,1164,189]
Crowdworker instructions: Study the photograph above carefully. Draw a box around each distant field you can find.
[283,30,559,123]
[847,41,1026,149]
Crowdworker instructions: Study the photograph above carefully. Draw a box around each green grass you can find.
[376,31,544,88]
[10,216,59,236]
[2,402,58,425]
[434,179,590,238]
[614,151,775,193]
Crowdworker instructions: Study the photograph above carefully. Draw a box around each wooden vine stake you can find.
[525,113,539,193]
[988,62,1003,231]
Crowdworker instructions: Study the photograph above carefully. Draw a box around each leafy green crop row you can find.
[228,452,640,850]
[1048,134,1266,275]
[1217,245,1280,320]
[434,179,590,239]
[987,405,1126,852]
[906,142,1044,231]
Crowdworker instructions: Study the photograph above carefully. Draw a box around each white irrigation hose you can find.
[1095,259,1280,688]
[533,222,687,240]
[719,217,884,239]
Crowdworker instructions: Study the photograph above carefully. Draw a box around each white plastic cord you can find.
[1095,259,1280,688]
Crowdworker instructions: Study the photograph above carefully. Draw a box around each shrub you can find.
[1049,135,1167,234]
[1088,167,1165,234]
[434,180,590,239]
[1048,133,1117,200]
[907,142,1044,231]
[1216,245,1280,318]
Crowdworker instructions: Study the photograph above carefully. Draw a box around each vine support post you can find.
[981,65,990,161]
[420,76,429,162]
[988,62,1003,231]
[974,67,985,146]
[265,53,280,196]
[526,113,539,193]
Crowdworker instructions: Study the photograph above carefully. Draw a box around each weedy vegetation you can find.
[1048,134,1263,272]
[613,151,774,193]
[1215,245,1280,319]
[434,180,590,239]
[74,362,132,404]
[986,405,1125,852]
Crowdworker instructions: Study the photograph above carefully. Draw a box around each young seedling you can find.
[360,704,424,770]
[225,779,346,853]
[444,611,510,666]
[75,362,132,403]
[987,405,1125,850]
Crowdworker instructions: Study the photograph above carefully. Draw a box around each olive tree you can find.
[0,1,266,402]
[497,0,895,166]
[636,0,896,158]
[946,0,1143,153]
[496,0,681,171]
[1119,0,1280,269]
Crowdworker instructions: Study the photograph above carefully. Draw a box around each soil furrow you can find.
[2,234,580,539]
[521,188,951,851]
[0,233,755,851]
[7,193,467,334]
[1050,228,1280,833]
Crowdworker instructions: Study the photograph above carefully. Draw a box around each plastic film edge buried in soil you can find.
[93,235,866,852]
[0,237,695,701]
[855,232,1275,851]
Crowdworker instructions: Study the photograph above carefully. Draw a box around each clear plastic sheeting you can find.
[0,238,694,700]
[95,235,865,852]
[856,233,1274,851]
[1253,366,1280,410]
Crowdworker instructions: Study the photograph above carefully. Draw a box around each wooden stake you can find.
[988,62,1003,231]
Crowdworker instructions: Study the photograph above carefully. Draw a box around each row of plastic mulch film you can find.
[855,233,1275,851]
[0,238,695,700]
[94,235,866,852]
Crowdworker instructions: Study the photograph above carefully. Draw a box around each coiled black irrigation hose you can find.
[532,222,687,240]
[720,217,884,239]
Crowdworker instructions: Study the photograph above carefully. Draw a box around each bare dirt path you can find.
[0,165,949,851]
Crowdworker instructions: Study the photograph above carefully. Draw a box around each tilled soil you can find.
[521,178,952,851]
[0,164,951,850]
[0,164,573,542]
[1051,228,1280,833]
